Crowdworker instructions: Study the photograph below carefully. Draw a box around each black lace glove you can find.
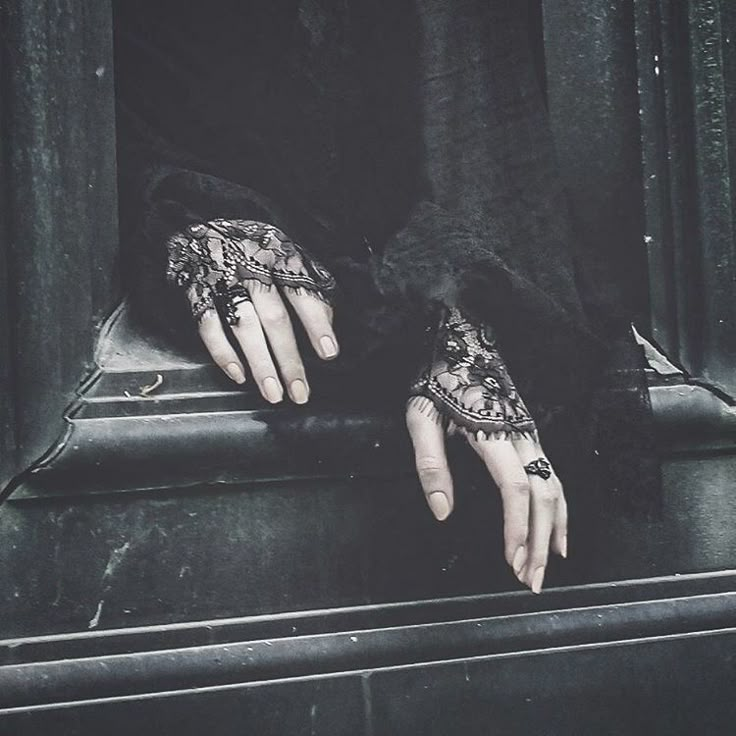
[164,219,339,402]
[409,306,538,441]
[166,219,336,325]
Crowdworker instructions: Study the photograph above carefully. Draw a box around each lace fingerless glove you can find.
[409,306,538,441]
[166,219,336,325]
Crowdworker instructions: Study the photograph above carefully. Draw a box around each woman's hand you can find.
[166,219,339,404]
[406,308,567,593]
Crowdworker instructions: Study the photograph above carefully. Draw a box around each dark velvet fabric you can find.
[113,0,659,515]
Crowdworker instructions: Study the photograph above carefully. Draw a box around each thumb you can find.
[406,399,455,521]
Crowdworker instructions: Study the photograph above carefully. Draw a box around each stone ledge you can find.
[2,570,736,711]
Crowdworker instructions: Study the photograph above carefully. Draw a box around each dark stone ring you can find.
[524,458,553,480]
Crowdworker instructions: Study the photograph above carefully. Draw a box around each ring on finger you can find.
[216,281,253,326]
[523,457,553,480]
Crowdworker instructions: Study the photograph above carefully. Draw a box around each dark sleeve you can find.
[376,201,606,409]
[116,106,297,322]
[365,0,607,410]
[112,1,321,339]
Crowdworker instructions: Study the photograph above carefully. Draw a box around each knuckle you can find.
[416,468,440,483]
[536,486,560,507]
[415,455,448,474]
[503,479,531,497]
[261,307,290,330]
[529,555,549,571]
[416,469,448,492]
[278,359,304,379]
[249,359,276,380]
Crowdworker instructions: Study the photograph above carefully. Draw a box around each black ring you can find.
[228,283,252,306]
[216,282,252,326]
[524,458,552,480]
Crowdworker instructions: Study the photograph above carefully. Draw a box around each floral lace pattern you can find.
[166,219,336,324]
[410,307,537,440]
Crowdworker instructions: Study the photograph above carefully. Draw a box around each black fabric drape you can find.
[113,0,659,515]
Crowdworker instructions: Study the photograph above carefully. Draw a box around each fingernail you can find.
[289,378,309,404]
[531,567,546,595]
[225,363,245,384]
[320,335,338,359]
[512,545,527,576]
[428,491,451,521]
[262,376,283,403]
[561,536,568,559]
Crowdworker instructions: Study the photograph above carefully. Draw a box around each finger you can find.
[406,400,454,521]
[514,441,567,564]
[230,298,284,404]
[523,474,560,593]
[469,437,530,575]
[283,289,339,360]
[248,282,309,404]
[512,437,563,592]
[551,491,568,559]
[197,309,246,385]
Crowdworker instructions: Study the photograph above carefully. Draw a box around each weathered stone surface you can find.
[0,0,119,482]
